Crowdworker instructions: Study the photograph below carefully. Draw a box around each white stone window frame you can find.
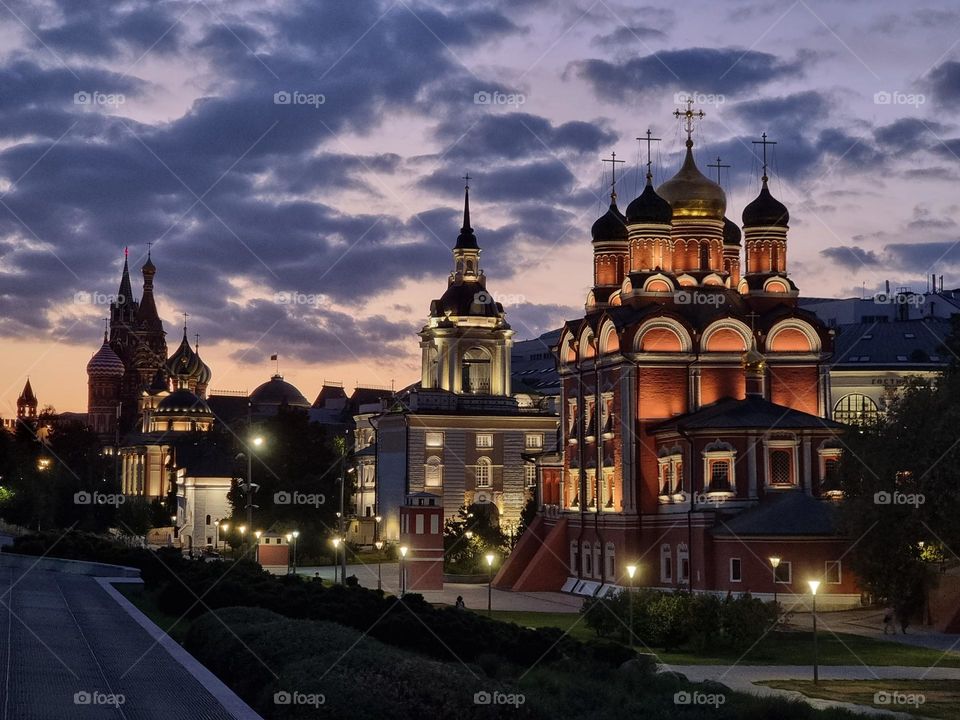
[475,456,492,488]
[476,433,494,449]
[730,557,742,583]
[424,455,443,488]
[677,543,690,583]
[525,432,544,450]
[660,544,672,583]
[764,437,800,488]
[817,446,843,481]
[425,431,444,448]
[702,443,737,497]
[657,452,685,501]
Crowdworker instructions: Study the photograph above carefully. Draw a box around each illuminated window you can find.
[525,464,537,487]
[425,456,443,487]
[476,433,493,449]
[476,457,491,488]
[425,431,444,448]
[833,394,879,425]
[770,450,792,485]
[710,460,731,491]
[525,433,543,449]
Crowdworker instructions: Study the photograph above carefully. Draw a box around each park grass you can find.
[760,680,960,719]
[113,582,192,644]
[489,610,960,667]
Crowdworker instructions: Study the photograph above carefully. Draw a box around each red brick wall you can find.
[769,366,819,414]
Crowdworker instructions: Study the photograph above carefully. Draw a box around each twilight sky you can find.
[2,0,960,414]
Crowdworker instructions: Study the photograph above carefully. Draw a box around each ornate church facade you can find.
[496,107,857,606]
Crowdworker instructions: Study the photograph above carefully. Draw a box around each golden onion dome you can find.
[742,342,766,372]
[656,141,726,221]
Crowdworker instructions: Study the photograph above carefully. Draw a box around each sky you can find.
[1,0,960,414]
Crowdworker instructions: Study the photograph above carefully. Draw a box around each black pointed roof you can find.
[117,251,133,306]
[743,178,789,228]
[454,185,478,250]
[626,177,673,225]
[18,379,36,403]
[591,200,628,242]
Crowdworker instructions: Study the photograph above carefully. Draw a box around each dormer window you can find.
[702,440,736,495]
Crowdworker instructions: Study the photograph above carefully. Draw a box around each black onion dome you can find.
[591,201,628,242]
[250,374,310,409]
[626,179,673,224]
[167,331,203,380]
[430,282,502,318]
[156,388,212,415]
[723,217,742,246]
[742,180,789,228]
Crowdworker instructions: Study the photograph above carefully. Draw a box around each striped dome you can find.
[87,339,125,377]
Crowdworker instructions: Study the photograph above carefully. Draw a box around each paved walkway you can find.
[295,562,583,613]
[0,564,260,719]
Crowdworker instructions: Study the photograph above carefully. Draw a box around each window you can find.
[774,561,791,584]
[658,451,683,497]
[476,433,493,449]
[703,441,736,493]
[677,544,689,583]
[525,463,537,487]
[525,433,543,449]
[415,514,424,534]
[730,558,742,582]
[770,450,792,485]
[833,394,879,425]
[570,541,579,573]
[660,544,672,583]
[425,431,444,448]
[605,542,615,579]
[476,457,491,488]
[430,515,439,534]
[462,348,492,394]
[710,460,731,491]
[205,514,211,526]
[825,561,841,584]
[582,542,592,576]
[425,456,443,487]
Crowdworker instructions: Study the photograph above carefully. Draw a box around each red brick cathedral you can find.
[497,109,857,607]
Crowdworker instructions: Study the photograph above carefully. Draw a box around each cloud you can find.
[590,26,666,47]
[820,246,882,269]
[927,60,960,108]
[569,47,805,102]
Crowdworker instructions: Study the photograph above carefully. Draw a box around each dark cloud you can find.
[731,91,831,133]
[927,60,960,107]
[504,302,579,340]
[590,26,666,47]
[885,242,960,273]
[874,118,947,148]
[820,246,882,269]
[569,47,805,102]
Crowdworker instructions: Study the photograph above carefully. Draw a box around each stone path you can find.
[0,562,261,719]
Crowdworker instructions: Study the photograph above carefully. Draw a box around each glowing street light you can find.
[291,530,299,573]
[809,580,821,684]
[626,564,638,647]
[399,545,409,597]
[769,556,782,605]
[485,553,496,616]
[374,540,384,591]
[332,537,342,584]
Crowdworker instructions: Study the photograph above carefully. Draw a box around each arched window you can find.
[605,542,616,579]
[475,457,491,488]
[570,541,579,573]
[833,394,879,425]
[425,456,443,487]
[205,514,211,526]
[677,544,689,583]
[660,544,672,583]
[462,348,492,394]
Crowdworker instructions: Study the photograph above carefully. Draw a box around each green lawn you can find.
[761,680,960,719]
[113,582,193,644]
[489,610,960,667]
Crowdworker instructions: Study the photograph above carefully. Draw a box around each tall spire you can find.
[136,248,162,329]
[117,247,133,306]
[454,175,478,250]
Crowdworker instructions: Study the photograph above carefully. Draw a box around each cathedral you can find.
[496,105,856,607]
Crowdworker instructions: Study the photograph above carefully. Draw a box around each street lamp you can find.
[399,545,408,597]
[254,530,262,564]
[332,537,342,584]
[291,530,299,573]
[485,553,496,616]
[285,534,293,573]
[244,433,264,528]
[808,579,821,684]
[374,540,384,591]
[769,556,781,605]
[170,514,178,541]
[626,564,638,648]
[220,522,229,552]
[465,530,474,540]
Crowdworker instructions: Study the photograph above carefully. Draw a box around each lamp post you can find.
[285,534,293,573]
[245,434,264,529]
[254,530,262,564]
[170,514,178,543]
[809,580,820,684]
[399,545,408,597]
[485,553,495,616]
[626,564,638,648]
[332,537,342,584]
[374,515,382,544]
[237,525,246,560]
[291,530,299,573]
[220,522,229,553]
[769,556,781,605]
[374,540,384,591]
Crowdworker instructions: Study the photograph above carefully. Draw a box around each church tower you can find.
[590,153,629,302]
[420,180,514,396]
[16,379,37,422]
[87,327,125,440]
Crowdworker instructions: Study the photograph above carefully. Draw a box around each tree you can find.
[443,503,509,574]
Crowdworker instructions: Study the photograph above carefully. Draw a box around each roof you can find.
[430,280,504,319]
[652,394,843,433]
[156,389,213,416]
[742,179,789,227]
[206,394,250,424]
[250,374,310,409]
[350,387,393,410]
[312,383,347,408]
[832,318,951,368]
[712,491,840,536]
